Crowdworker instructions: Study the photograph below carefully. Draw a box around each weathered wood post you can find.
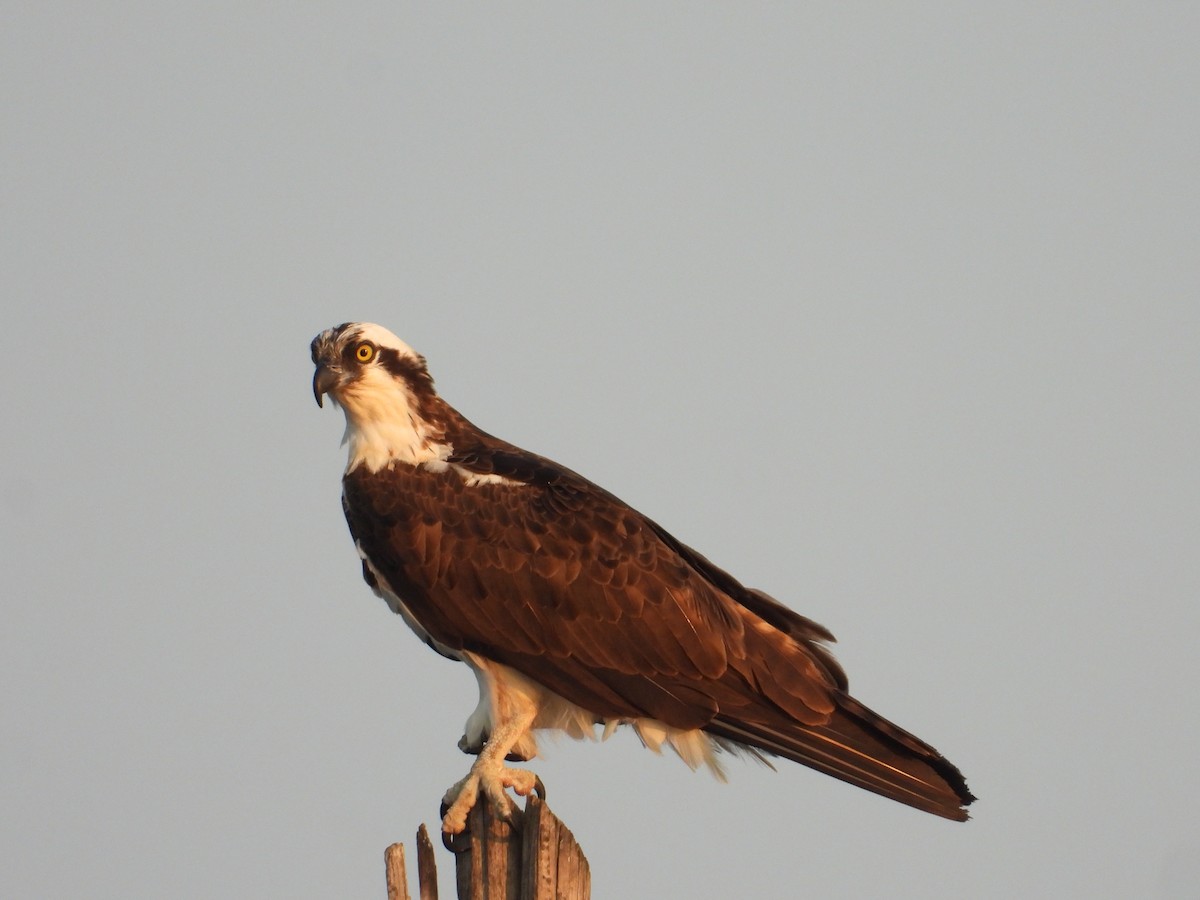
[384,796,589,899]
[386,824,439,900]
[384,841,410,900]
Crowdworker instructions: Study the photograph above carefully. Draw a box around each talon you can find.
[439,796,471,851]
[493,795,520,826]
[532,775,546,801]
[458,734,484,756]
[440,774,479,836]
[438,715,541,841]
[442,828,471,854]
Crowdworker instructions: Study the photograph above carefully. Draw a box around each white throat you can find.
[337,368,448,473]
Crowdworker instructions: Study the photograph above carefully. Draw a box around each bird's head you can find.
[311,322,446,471]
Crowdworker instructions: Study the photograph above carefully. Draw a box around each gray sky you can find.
[3,4,1197,898]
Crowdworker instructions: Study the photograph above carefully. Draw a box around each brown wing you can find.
[342,450,840,732]
[342,439,974,820]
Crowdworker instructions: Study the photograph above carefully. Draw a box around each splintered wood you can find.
[385,796,589,899]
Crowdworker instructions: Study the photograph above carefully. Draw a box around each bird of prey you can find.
[311,322,975,833]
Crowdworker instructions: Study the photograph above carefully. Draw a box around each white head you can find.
[310,322,447,472]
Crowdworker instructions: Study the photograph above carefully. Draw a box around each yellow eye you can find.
[355,343,375,363]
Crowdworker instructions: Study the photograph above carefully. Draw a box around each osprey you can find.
[311,322,975,833]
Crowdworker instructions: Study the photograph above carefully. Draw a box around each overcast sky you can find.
[3,4,1198,898]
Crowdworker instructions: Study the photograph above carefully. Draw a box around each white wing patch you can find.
[452,465,522,488]
[420,458,523,487]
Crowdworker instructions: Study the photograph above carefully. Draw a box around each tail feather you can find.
[707,695,975,821]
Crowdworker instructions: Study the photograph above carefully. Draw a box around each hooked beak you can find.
[313,364,341,408]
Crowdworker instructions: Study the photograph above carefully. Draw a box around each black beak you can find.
[313,364,340,408]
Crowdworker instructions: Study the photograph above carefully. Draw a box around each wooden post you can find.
[386,825,440,900]
[454,795,590,900]
[384,797,589,899]
[385,842,410,900]
[416,824,439,900]
[517,795,589,900]
[454,794,523,899]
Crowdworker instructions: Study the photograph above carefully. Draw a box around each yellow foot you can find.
[440,762,542,834]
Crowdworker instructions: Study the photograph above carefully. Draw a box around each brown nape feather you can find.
[706,693,976,821]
